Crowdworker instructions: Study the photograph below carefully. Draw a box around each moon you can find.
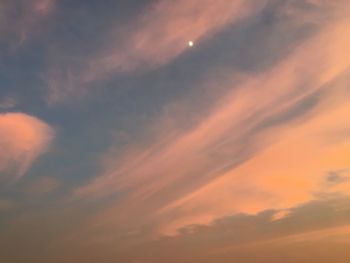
[188,41,194,47]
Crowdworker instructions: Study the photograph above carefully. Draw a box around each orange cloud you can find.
[74,4,350,237]
[157,100,350,235]
[152,19,350,234]
[0,113,54,181]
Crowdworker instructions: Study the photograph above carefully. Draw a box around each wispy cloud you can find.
[45,0,267,103]
[74,5,350,236]
[0,0,55,47]
[83,0,266,75]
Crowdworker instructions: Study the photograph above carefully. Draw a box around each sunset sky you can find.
[1,0,350,262]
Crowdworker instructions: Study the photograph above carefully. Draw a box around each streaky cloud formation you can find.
[75,10,350,236]
[85,0,265,74]
[46,0,267,103]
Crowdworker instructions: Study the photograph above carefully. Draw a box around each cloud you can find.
[0,113,54,182]
[130,198,350,263]
[271,210,291,221]
[2,2,350,262]
[31,197,350,263]
[72,5,350,237]
[45,0,267,103]
[0,0,55,47]
[84,0,266,75]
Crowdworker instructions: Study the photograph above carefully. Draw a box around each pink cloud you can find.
[73,2,350,237]
[84,0,266,77]
[0,112,54,182]
[46,0,267,104]
[0,0,55,47]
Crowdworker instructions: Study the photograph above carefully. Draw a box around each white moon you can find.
[188,41,194,47]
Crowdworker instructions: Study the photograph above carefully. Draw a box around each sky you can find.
[1,0,350,262]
